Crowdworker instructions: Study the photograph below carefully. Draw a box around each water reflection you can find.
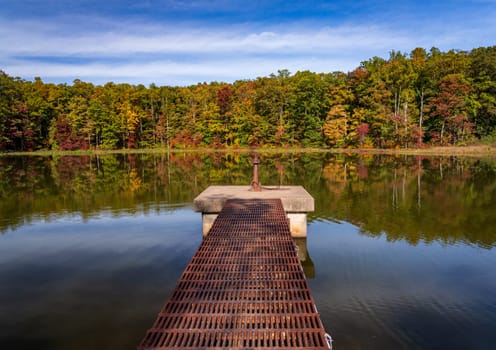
[294,237,315,279]
[317,155,496,248]
[1,152,496,350]
[0,208,202,350]
[308,219,496,349]
[2,152,496,248]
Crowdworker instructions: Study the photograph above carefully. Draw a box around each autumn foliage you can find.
[1,46,496,152]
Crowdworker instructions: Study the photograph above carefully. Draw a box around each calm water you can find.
[1,152,495,350]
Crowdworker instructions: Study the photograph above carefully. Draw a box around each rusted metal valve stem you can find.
[251,155,262,192]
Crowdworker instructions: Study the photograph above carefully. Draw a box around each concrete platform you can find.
[194,186,314,237]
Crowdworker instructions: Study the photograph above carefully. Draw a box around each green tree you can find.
[287,71,328,146]
[470,46,496,137]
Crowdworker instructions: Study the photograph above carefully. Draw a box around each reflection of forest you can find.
[1,152,495,248]
[316,154,496,248]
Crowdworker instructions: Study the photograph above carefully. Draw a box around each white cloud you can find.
[3,56,357,86]
[1,12,495,85]
[0,20,409,57]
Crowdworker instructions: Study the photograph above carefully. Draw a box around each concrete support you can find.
[202,213,218,236]
[287,213,308,238]
[194,186,314,238]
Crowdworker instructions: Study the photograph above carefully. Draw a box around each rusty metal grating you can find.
[138,199,328,349]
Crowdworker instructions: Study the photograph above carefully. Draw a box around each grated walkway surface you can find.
[138,199,328,349]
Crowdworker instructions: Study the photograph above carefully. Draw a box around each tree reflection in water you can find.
[1,151,496,350]
[1,152,495,248]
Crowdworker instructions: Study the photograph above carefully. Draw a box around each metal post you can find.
[251,154,262,192]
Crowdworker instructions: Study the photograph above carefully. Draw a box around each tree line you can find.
[1,46,495,151]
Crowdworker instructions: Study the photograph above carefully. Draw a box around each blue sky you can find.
[1,0,495,86]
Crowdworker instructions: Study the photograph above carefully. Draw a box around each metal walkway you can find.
[138,198,329,349]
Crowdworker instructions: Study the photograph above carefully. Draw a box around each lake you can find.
[1,152,495,350]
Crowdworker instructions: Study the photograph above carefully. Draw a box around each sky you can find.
[1,0,495,86]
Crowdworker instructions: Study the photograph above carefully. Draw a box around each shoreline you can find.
[1,145,496,157]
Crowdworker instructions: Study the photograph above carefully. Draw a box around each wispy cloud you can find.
[4,56,358,86]
[0,19,416,85]
[1,19,410,56]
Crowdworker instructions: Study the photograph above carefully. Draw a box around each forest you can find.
[1,46,496,151]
